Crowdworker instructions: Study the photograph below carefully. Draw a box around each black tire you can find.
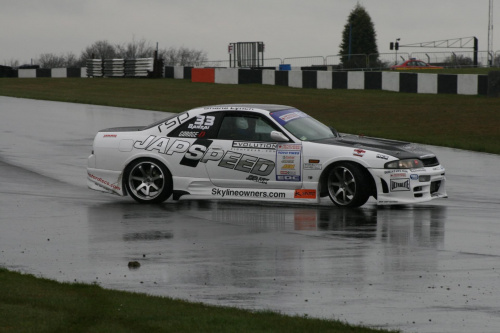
[326,162,371,208]
[125,159,172,204]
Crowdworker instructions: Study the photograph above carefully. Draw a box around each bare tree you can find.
[3,59,19,68]
[116,38,155,59]
[37,52,82,68]
[80,40,118,61]
[159,46,208,66]
[38,53,66,68]
[444,54,473,67]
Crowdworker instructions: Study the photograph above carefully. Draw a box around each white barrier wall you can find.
[51,68,66,78]
[215,68,238,84]
[418,74,437,94]
[382,72,399,92]
[288,71,302,88]
[18,69,37,78]
[174,66,185,79]
[317,71,332,89]
[262,70,275,85]
[347,72,364,89]
[457,74,479,95]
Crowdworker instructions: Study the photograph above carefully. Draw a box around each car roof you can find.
[202,104,294,113]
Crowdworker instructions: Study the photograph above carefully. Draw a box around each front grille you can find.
[422,156,439,167]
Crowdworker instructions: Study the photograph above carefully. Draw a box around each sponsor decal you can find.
[376,154,389,160]
[303,163,322,170]
[277,144,302,150]
[353,149,366,157]
[294,189,316,199]
[187,115,215,130]
[410,168,426,172]
[179,139,213,168]
[88,172,121,191]
[277,175,301,181]
[204,106,256,111]
[103,134,117,138]
[410,174,419,180]
[279,112,302,122]
[232,142,277,150]
[246,175,269,184]
[218,151,274,176]
[271,109,309,126]
[384,169,409,174]
[211,188,286,198]
[390,178,410,191]
[158,112,190,132]
[134,136,275,176]
[179,131,199,138]
[390,173,407,178]
[276,144,302,181]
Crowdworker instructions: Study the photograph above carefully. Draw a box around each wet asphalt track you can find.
[1,96,499,333]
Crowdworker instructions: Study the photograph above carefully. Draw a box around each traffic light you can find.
[390,42,400,50]
[390,42,394,50]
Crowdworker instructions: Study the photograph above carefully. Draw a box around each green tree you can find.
[339,3,379,69]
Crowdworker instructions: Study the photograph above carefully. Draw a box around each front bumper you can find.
[370,165,447,205]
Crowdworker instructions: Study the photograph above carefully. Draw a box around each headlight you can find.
[385,159,423,169]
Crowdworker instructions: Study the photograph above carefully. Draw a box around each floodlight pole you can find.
[487,0,494,66]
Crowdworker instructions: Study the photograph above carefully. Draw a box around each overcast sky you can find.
[1,0,498,65]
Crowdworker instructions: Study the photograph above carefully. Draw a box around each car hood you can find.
[315,134,436,160]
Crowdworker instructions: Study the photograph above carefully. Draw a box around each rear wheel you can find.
[326,162,370,208]
[125,159,172,203]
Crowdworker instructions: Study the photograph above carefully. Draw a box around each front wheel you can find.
[125,159,172,203]
[326,162,370,208]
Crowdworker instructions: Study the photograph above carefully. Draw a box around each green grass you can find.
[1,78,499,154]
[0,268,394,333]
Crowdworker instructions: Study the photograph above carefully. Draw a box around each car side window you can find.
[168,112,222,139]
[217,114,282,141]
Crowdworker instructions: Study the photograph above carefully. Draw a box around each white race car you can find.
[87,104,447,207]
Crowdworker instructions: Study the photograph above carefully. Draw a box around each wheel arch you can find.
[318,160,377,199]
[121,155,174,197]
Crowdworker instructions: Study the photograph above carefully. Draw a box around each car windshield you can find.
[270,109,337,141]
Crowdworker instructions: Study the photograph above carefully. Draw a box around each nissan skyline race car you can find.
[87,104,447,208]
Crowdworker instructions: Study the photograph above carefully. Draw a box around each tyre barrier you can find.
[86,58,156,77]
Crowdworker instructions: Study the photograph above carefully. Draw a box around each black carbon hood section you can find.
[315,134,436,160]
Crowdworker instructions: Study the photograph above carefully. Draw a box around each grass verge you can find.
[1,78,499,154]
[0,268,394,333]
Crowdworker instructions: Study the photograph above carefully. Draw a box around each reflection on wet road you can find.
[1,97,499,333]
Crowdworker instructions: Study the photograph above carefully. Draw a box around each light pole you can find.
[395,38,400,64]
[487,0,494,66]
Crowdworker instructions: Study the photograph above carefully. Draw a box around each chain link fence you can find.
[200,50,500,70]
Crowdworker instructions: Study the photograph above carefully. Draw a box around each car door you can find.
[203,112,303,190]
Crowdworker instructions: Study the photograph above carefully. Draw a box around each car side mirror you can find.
[270,130,289,142]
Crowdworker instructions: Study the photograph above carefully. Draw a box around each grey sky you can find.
[1,0,497,65]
